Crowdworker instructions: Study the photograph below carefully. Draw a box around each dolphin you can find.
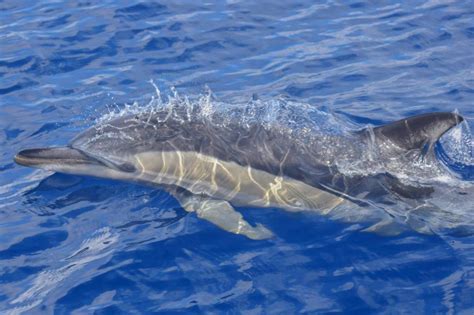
[14,105,465,239]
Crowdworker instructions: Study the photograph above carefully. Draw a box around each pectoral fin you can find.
[169,188,273,240]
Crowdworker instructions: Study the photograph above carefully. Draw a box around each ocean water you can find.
[1,0,474,314]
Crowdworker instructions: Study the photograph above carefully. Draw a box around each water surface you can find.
[1,1,473,314]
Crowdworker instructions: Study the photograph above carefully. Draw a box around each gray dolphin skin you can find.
[14,107,464,239]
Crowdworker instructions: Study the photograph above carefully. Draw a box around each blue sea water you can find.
[1,0,474,313]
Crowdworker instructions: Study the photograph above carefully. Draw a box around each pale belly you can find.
[134,151,345,214]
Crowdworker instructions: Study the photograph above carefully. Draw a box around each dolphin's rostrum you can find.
[15,104,465,239]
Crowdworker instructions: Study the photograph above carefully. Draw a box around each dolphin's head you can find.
[13,115,150,180]
[14,109,187,182]
[14,146,137,180]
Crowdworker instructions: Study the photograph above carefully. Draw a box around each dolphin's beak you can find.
[14,147,102,168]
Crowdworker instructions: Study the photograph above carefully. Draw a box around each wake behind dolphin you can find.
[14,90,473,239]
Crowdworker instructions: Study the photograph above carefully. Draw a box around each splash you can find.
[438,120,474,180]
[95,80,349,140]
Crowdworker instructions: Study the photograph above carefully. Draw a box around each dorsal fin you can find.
[371,112,464,151]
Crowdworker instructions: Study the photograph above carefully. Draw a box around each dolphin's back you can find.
[71,110,338,187]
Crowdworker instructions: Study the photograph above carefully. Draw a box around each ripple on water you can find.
[0,0,473,313]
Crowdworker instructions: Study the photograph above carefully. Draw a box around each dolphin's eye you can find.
[118,162,136,173]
